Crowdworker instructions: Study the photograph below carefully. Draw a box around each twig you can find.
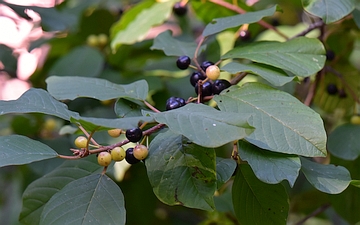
[304,70,323,106]
[57,154,82,160]
[290,20,324,39]
[194,36,207,76]
[230,72,247,85]
[144,100,161,113]
[325,66,360,104]
[295,203,331,225]
[78,125,101,146]
[208,0,288,40]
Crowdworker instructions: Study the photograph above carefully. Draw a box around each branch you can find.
[291,20,324,39]
[230,72,247,85]
[295,203,331,225]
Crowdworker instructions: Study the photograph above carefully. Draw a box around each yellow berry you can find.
[86,34,99,47]
[108,129,122,138]
[350,115,360,125]
[43,118,57,131]
[97,33,108,46]
[98,152,112,166]
[74,136,88,148]
[133,144,149,160]
[206,65,220,80]
[111,147,126,161]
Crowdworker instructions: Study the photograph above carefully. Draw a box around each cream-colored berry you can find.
[108,129,122,138]
[74,136,88,148]
[111,147,126,161]
[206,65,220,80]
[98,152,112,166]
[133,144,149,160]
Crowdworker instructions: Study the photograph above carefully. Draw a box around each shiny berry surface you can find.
[190,71,206,87]
[212,79,231,95]
[200,61,214,72]
[176,55,191,70]
[125,127,143,143]
[166,97,186,111]
[125,148,140,164]
[195,81,213,97]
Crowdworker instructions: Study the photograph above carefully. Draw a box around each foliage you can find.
[0,0,360,224]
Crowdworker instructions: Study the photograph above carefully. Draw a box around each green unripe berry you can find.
[111,147,126,161]
[108,128,122,138]
[86,34,99,47]
[98,33,108,46]
[74,136,88,148]
[98,152,112,166]
[350,115,360,125]
[206,65,220,80]
[133,144,149,160]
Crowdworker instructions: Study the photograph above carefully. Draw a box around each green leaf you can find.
[222,37,326,77]
[114,98,145,118]
[0,88,78,120]
[202,6,276,37]
[0,135,58,168]
[238,140,300,187]
[302,0,355,24]
[19,160,100,225]
[327,123,360,160]
[232,164,289,225]
[216,157,237,188]
[221,62,294,86]
[351,180,360,188]
[40,174,125,225]
[111,0,175,49]
[150,30,206,57]
[70,116,154,131]
[300,158,351,194]
[145,130,217,210]
[49,46,104,77]
[330,185,360,224]
[46,76,149,101]
[215,84,327,157]
[152,103,253,148]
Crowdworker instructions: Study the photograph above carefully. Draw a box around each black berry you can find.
[125,127,143,142]
[326,83,338,95]
[190,71,206,87]
[166,97,186,110]
[125,148,140,164]
[239,30,251,41]
[326,50,335,61]
[200,61,214,72]
[195,81,213,97]
[173,2,187,16]
[176,55,191,70]
[212,79,231,95]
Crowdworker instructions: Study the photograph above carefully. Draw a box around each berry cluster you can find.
[166,97,186,110]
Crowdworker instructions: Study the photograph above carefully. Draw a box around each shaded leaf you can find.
[327,123,360,160]
[46,76,148,101]
[232,164,289,225]
[19,160,101,225]
[150,30,206,57]
[221,62,294,86]
[152,103,253,148]
[111,0,175,49]
[238,140,300,187]
[49,46,104,77]
[40,173,125,225]
[330,185,360,224]
[222,37,326,77]
[216,157,237,188]
[202,6,276,37]
[0,135,58,168]
[302,0,355,24]
[114,98,145,118]
[215,84,327,157]
[0,88,78,120]
[145,130,217,210]
[301,158,350,194]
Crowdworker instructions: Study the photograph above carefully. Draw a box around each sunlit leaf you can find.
[0,135,58,167]
[202,6,276,37]
[238,140,300,187]
[302,0,355,24]
[222,37,326,77]
[46,76,148,101]
[40,174,125,225]
[152,103,253,148]
[215,84,327,157]
[301,158,351,194]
